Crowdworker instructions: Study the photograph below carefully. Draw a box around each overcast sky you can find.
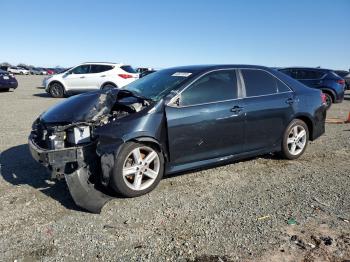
[1,0,349,70]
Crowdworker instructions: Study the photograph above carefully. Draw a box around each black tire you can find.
[323,92,332,110]
[49,82,65,98]
[110,142,164,197]
[0,88,10,92]
[280,119,309,160]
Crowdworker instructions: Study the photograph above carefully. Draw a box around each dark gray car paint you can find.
[28,65,326,213]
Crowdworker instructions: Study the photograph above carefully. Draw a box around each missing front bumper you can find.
[28,135,113,213]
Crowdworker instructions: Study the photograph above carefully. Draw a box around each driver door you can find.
[165,69,245,165]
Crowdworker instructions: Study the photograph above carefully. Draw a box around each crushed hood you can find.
[40,89,119,124]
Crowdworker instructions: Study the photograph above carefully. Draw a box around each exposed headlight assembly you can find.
[67,126,91,145]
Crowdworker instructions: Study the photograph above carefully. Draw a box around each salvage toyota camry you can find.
[29,65,326,213]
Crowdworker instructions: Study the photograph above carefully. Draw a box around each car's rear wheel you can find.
[0,88,10,92]
[49,82,65,98]
[323,92,332,110]
[280,119,309,160]
[110,142,164,197]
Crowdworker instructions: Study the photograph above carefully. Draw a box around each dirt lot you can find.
[0,75,350,261]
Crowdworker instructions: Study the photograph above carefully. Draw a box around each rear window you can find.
[120,65,137,73]
[335,71,349,78]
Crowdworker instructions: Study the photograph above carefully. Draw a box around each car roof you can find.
[164,64,273,72]
[279,67,333,72]
[82,62,125,66]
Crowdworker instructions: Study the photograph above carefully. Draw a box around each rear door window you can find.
[242,69,289,97]
[90,65,114,73]
[180,70,238,106]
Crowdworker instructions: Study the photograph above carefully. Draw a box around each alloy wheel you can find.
[122,146,160,191]
[50,83,64,98]
[287,125,307,156]
[324,94,332,109]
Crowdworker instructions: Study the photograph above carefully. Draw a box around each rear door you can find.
[165,69,245,165]
[89,64,114,88]
[240,69,294,152]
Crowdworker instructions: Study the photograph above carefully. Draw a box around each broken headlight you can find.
[67,126,91,145]
[48,131,66,149]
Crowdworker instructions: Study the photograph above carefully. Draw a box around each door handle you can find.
[285,98,294,105]
[231,106,243,113]
[80,76,85,79]
[101,75,106,77]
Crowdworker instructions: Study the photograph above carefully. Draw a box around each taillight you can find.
[337,79,345,85]
[118,74,133,79]
[321,93,327,104]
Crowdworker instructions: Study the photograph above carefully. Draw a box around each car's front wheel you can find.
[110,142,164,197]
[280,119,309,160]
[49,82,65,98]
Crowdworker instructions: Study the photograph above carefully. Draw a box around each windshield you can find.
[125,68,198,101]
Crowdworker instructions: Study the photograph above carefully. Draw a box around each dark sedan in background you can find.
[0,69,18,91]
[278,67,345,109]
[29,65,327,212]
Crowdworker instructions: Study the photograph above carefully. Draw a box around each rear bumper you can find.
[311,105,327,141]
[334,90,344,103]
[0,81,18,89]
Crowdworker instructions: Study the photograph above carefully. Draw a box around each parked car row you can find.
[1,62,348,112]
[0,65,67,75]
[28,64,328,212]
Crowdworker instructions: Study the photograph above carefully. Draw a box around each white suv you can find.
[44,62,139,98]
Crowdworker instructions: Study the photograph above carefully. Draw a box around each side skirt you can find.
[165,147,279,175]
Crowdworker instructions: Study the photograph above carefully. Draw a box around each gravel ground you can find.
[0,76,349,262]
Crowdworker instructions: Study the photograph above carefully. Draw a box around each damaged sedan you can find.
[29,65,327,213]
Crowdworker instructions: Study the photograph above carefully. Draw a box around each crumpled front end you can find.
[28,88,154,213]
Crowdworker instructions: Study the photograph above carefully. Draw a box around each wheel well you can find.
[49,81,64,89]
[101,82,117,89]
[295,116,313,140]
[321,89,335,102]
[131,137,168,161]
